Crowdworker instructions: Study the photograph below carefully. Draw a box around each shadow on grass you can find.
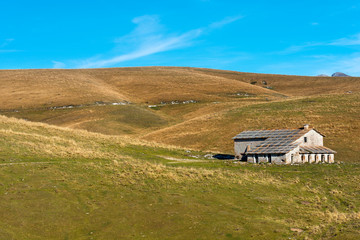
[213,154,235,160]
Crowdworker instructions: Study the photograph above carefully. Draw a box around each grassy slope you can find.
[0,69,126,110]
[144,93,360,162]
[3,104,170,136]
[0,67,284,143]
[1,115,360,239]
[0,67,280,110]
[1,66,359,162]
[2,67,359,109]
[190,67,360,96]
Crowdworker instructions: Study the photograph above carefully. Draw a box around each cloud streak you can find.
[276,33,360,55]
[329,33,360,46]
[320,54,360,76]
[209,15,243,29]
[0,38,14,48]
[52,61,66,69]
[74,15,242,68]
[0,38,19,53]
[275,42,322,55]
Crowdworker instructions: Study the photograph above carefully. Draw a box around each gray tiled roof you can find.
[300,146,336,154]
[235,128,309,154]
[233,129,306,140]
[247,144,299,154]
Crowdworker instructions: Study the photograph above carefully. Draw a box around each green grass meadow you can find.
[1,116,360,239]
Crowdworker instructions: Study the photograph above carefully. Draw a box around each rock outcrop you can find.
[331,72,350,77]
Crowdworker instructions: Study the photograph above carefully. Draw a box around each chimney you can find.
[303,124,309,130]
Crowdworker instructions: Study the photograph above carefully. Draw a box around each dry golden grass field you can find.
[1,67,360,239]
[1,67,359,162]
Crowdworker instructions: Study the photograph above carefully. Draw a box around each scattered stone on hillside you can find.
[346,91,352,94]
[148,105,157,108]
[203,154,214,159]
[262,80,267,85]
[111,102,129,105]
[47,101,131,111]
[50,105,75,110]
[159,100,198,105]
[290,228,304,233]
[317,74,329,77]
[235,92,251,97]
[331,72,350,77]
[95,101,105,105]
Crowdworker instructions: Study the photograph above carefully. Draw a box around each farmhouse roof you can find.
[299,145,336,154]
[233,128,309,140]
[233,128,308,154]
[233,126,332,154]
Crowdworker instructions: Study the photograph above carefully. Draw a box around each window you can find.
[304,137,308,143]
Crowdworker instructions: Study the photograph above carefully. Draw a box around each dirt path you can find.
[0,161,54,166]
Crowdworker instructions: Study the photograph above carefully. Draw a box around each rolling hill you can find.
[1,67,359,162]
[1,67,360,239]
[1,115,360,239]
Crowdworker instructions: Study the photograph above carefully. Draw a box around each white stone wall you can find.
[258,155,268,163]
[300,154,309,163]
[246,152,335,165]
[271,154,286,164]
[285,146,300,164]
[247,154,285,164]
[247,155,256,163]
[323,154,329,163]
[234,139,266,158]
[309,154,315,163]
[294,129,323,146]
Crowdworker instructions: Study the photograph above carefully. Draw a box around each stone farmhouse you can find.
[233,125,336,164]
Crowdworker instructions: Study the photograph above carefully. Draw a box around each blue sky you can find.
[1,0,360,76]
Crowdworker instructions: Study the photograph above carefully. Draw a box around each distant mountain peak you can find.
[331,72,350,77]
[317,74,329,77]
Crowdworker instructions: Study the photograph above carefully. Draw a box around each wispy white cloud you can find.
[52,61,66,69]
[275,42,322,55]
[0,49,20,53]
[329,33,360,46]
[275,33,360,55]
[338,56,360,75]
[315,53,360,76]
[73,15,242,68]
[0,38,19,53]
[0,38,14,48]
[209,15,243,29]
[261,53,360,76]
